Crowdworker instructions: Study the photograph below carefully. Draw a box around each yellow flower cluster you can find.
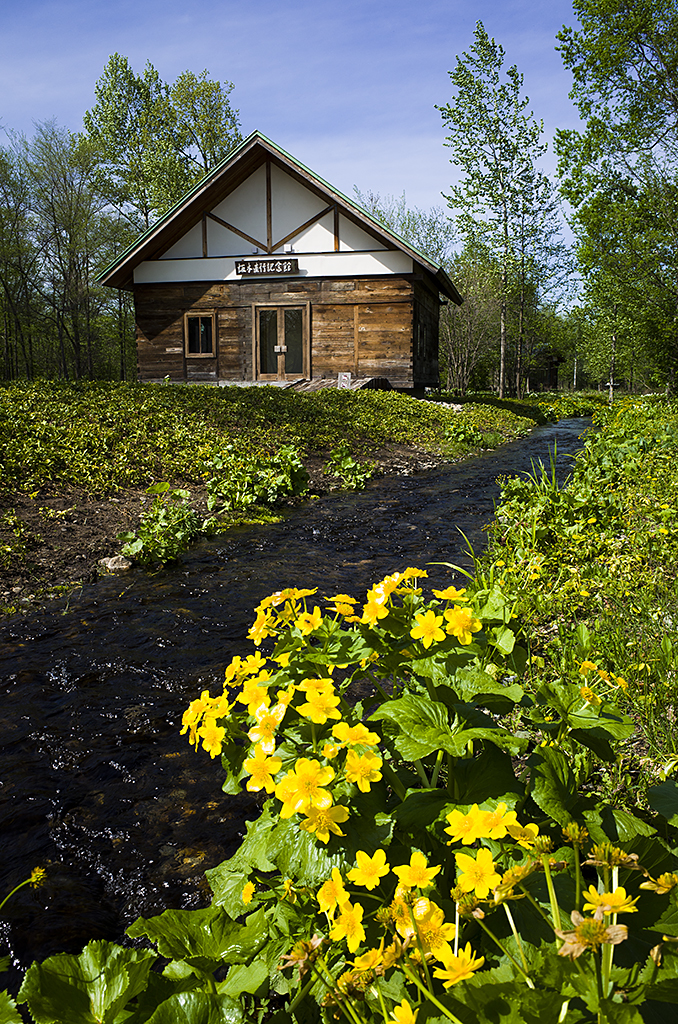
[360,567,429,626]
[579,659,628,700]
[311,847,484,989]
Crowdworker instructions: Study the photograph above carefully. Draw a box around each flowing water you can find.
[0,417,590,982]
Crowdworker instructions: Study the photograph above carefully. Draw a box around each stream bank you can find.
[0,417,590,988]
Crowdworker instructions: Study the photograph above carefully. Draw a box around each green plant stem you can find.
[0,878,31,912]
[574,843,583,912]
[476,918,535,988]
[503,902,529,975]
[310,960,365,1024]
[400,963,465,1024]
[413,758,431,787]
[541,854,561,935]
[381,762,407,801]
[431,749,444,788]
[408,906,435,992]
[288,972,316,1012]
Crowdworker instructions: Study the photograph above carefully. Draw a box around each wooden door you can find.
[256,306,307,380]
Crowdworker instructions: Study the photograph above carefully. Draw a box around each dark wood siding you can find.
[133,275,431,388]
[412,279,441,387]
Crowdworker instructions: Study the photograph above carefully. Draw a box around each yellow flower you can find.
[297,688,342,724]
[455,848,501,899]
[444,605,482,644]
[352,944,384,973]
[247,702,287,754]
[432,586,467,601]
[224,655,245,683]
[322,742,340,759]
[295,606,323,635]
[29,867,46,888]
[332,722,380,747]
[582,886,639,915]
[444,804,486,845]
[361,598,390,626]
[433,942,484,987]
[275,758,335,817]
[330,901,366,953]
[480,802,518,840]
[389,999,418,1024]
[180,690,216,746]
[579,686,601,706]
[236,676,272,714]
[505,821,540,849]
[410,609,445,649]
[640,872,678,894]
[317,868,349,914]
[415,901,456,958]
[243,746,282,793]
[299,803,350,843]
[344,749,383,792]
[393,851,441,889]
[198,718,226,758]
[281,879,297,903]
[242,881,255,904]
[579,660,598,676]
[347,849,390,890]
[248,609,276,645]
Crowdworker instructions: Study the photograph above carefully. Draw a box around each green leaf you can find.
[370,695,456,759]
[392,788,453,830]
[0,992,21,1024]
[528,746,577,826]
[219,958,269,998]
[489,624,516,654]
[127,906,267,974]
[648,780,678,826]
[17,941,156,1024]
[146,991,244,1023]
[452,744,524,804]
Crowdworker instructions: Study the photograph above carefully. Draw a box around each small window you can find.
[184,312,215,357]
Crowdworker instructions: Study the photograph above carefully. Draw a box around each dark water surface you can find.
[0,417,590,980]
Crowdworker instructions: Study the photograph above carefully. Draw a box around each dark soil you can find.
[0,444,442,617]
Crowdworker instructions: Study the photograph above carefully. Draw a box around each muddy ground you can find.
[0,444,443,616]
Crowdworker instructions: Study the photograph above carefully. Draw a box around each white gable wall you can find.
[270,163,328,246]
[210,164,268,247]
[154,158,405,277]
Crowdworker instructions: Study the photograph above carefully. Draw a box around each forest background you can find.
[2,0,678,399]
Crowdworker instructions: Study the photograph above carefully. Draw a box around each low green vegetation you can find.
[0,380,533,497]
[5,396,678,1023]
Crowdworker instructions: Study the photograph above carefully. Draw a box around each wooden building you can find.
[99,132,462,390]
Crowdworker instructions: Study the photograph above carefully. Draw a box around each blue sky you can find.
[1,0,580,211]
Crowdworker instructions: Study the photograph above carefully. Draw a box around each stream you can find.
[0,416,590,983]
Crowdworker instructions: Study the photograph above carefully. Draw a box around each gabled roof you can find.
[98,131,462,303]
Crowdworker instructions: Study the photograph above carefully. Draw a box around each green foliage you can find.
[323,443,375,490]
[82,54,242,229]
[119,482,200,565]
[555,0,678,389]
[11,401,678,1020]
[0,381,535,496]
[204,444,309,515]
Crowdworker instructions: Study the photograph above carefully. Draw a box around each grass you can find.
[474,394,678,800]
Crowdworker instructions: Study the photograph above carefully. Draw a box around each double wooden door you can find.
[255,305,308,380]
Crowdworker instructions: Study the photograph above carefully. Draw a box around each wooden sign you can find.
[235,258,299,276]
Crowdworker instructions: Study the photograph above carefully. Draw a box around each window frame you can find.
[184,310,217,359]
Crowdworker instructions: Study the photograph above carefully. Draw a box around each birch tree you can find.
[438,22,548,397]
